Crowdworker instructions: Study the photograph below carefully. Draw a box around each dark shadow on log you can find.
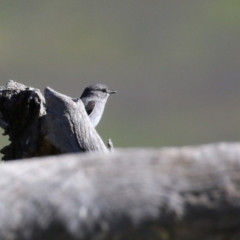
[0,143,240,240]
[0,80,108,160]
[0,80,47,160]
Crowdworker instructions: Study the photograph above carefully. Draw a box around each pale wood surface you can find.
[0,143,239,239]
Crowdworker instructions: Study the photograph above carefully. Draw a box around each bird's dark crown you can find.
[86,83,108,92]
[81,83,116,99]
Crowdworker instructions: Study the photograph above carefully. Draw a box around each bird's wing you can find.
[85,101,95,115]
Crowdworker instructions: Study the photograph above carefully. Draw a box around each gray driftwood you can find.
[0,80,108,160]
[0,142,240,240]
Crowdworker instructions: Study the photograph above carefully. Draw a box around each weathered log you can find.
[0,80,108,160]
[0,143,240,240]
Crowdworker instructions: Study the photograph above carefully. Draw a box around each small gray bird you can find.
[79,83,117,127]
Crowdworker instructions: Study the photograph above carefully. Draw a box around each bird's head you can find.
[81,83,117,100]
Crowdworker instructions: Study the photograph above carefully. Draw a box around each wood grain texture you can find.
[0,142,239,239]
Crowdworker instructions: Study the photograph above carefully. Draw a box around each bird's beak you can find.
[107,90,117,94]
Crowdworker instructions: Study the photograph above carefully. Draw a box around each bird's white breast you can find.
[89,99,106,127]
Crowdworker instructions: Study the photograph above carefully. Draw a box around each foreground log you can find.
[0,80,108,160]
[0,142,240,240]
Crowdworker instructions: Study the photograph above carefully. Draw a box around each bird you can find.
[77,83,117,127]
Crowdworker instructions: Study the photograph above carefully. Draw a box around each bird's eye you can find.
[102,88,107,92]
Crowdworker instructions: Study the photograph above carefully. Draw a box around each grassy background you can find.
[1,1,240,151]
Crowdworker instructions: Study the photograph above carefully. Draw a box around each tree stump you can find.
[0,80,108,160]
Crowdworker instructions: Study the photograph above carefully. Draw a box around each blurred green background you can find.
[1,1,240,149]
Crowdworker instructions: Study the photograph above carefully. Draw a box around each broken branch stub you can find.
[0,80,108,160]
[44,87,108,153]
